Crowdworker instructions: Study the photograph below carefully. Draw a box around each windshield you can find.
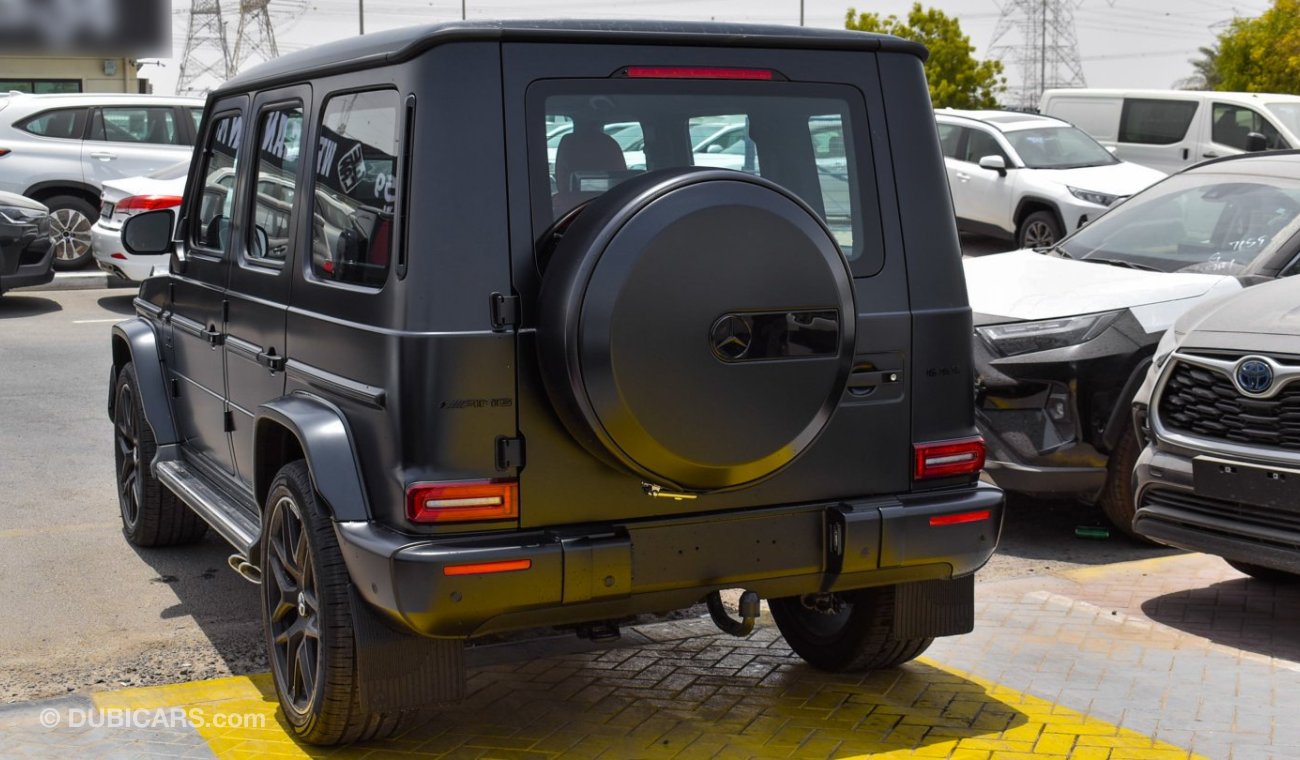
[1266,103,1300,139]
[1057,172,1300,274]
[1005,126,1118,169]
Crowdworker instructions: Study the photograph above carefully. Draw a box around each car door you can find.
[954,126,1014,233]
[83,104,194,187]
[168,98,245,476]
[223,88,307,487]
[1116,98,1200,172]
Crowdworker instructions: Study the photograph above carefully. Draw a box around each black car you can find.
[965,151,1300,537]
[0,191,54,294]
[110,21,1003,746]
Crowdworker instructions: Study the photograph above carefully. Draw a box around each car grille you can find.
[1140,488,1300,546]
[1157,360,1300,451]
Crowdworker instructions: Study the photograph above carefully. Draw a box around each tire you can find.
[1016,209,1062,249]
[1097,424,1154,542]
[113,363,207,547]
[44,194,98,271]
[261,461,410,746]
[1226,559,1300,584]
[769,586,933,672]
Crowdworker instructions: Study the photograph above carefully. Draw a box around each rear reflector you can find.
[929,510,991,527]
[406,480,518,523]
[443,559,531,576]
[913,437,985,480]
[623,66,775,80]
[116,194,183,212]
[0,148,10,157]
[111,253,126,260]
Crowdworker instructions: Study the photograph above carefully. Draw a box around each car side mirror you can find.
[706,144,724,154]
[121,209,175,256]
[978,154,1007,176]
[1245,131,1268,152]
[251,226,270,260]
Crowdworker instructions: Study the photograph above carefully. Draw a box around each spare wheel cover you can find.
[537,168,856,492]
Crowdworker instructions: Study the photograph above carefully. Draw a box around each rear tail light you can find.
[621,66,777,80]
[913,437,986,480]
[406,480,518,523]
[0,148,10,157]
[116,194,183,213]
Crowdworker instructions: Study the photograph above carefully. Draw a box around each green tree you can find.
[846,3,1005,108]
[1214,0,1300,93]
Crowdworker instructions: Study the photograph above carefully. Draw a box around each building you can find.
[0,56,149,94]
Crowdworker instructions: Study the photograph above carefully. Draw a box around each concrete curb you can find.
[14,272,135,293]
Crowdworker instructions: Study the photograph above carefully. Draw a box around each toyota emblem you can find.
[1235,357,1274,395]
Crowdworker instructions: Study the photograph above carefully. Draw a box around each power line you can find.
[988,0,1087,109]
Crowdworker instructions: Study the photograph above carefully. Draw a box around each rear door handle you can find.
[1202,151,1220,158]
[89,151,117,161]
[847,369,901,396]
[955,172,971,182]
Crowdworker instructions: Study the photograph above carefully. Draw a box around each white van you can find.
[1039,89,1300,173]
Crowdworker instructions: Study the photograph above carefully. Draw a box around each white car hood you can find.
[1029,161,1165,197]
[965,249,1243,329]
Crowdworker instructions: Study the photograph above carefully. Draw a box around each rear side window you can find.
[90,106,182,145]
[191,112,242,255]
[17,108,86,139]
[247,105,303,263]
[531,80,881,273]
[936,123,961,158]
[310,90,399,287]
[1119,99,1197,145]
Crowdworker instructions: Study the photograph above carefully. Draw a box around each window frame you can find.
[186,108,246,259]
[242,98,306,270]
[301,85,404,292]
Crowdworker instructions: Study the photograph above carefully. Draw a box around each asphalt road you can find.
[0,286,1174,704]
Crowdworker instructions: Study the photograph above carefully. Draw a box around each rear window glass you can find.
[18,108,86,139]
[530,80,880,274]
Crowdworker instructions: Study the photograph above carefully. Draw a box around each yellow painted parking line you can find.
[91,653,1205,759]
[1058,554,1193,583]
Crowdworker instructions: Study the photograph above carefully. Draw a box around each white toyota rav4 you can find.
[936,109,1165,249]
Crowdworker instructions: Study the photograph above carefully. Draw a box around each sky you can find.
[143,0,1272,100]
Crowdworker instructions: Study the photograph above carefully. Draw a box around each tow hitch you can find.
[706,589,760,636]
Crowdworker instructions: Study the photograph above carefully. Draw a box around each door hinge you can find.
[256,348,286,373]
[490,292,520,330]
[496,435,524,471]
[223,410,235,433]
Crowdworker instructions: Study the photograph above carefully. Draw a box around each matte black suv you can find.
[109,21,1003,745]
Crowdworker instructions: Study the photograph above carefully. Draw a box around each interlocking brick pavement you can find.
[2,552,1294,759]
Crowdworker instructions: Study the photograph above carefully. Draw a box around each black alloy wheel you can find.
[265,491,321,719]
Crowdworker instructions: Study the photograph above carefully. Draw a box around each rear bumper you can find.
[336,484,1004,639]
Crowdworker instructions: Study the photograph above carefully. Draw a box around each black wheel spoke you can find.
[296,640,315,700]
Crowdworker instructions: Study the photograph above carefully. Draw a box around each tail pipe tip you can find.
[227,554,263,585]
[706,589,760,637]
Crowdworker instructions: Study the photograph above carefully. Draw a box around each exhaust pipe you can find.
[707,590,760,637]
[227,554,262,585]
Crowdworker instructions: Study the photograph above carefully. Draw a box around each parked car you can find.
[0,191,53,294]
[92,160,190,283]
[109,20,1003,746]
[935,109,1165,249]
[0,92,204,270]
[1040,88,1300,174]
[966,150,1300,536]
[1132,275,1300,580]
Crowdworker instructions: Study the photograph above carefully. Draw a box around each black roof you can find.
[219,19,925,93]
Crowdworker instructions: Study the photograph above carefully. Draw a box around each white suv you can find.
[0,92,203,269]
[935,109,1165,249]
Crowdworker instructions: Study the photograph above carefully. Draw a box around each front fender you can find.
[110,318,179,445]
[256,394,370,522]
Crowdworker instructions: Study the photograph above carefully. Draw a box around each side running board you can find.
[155,460,259,557]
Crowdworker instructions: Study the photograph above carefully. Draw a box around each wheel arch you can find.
[109,319,179,445]
[25,180,101,209]
[254,394,371,535]
[1013,197,1064,232]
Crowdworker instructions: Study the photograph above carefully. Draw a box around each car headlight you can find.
[1151,326,1184,369]
[0,205,46,226]
[1068,186,1119,207]
[977,311,1120,357]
